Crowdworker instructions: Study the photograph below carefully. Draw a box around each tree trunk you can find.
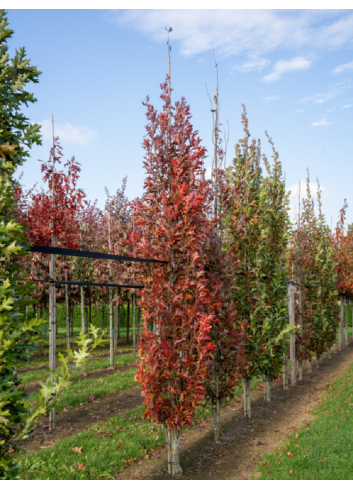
[243,376,251,418]
[283,353,289,390]
[262,374,271,401]
[162,425,183,477]
[89,295,92,326]
[117,304,121,339]
[307,359,312,373]
[339,295,344,351]
[65,271,70,360]
[288,282,296,386]
[210,398,222,443]
[102,303,105,329]
[114,304,118,352]
[109,287,114,370]
[298,360,303,381]
[320,354,324,364]
[316,355,320,368]
[81,286,87,376]
[132,294,136,362]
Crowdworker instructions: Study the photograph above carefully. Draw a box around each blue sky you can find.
[8,9,353,226]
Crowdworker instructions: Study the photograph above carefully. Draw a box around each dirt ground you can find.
[116,340,353,480]
[20,340,353,480]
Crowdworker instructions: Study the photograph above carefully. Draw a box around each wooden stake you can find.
[65,270,70,360]
[288,282,296,386]
[127,298,130,343]
[81,286,87,376]
[345,297,348,346]
[109,287,114,370]
[49,114,56,432]
[114,304,118,352]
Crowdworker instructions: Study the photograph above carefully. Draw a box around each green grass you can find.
[18,374,264,480]
[19,405,164,480]
[254,361,353,480]
[26,367,138,413]
[20,352,136,385]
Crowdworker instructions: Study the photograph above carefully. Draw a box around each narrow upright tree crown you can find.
[132,80,217,431]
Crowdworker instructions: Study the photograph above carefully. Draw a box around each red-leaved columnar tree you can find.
[131,81,217,477]
[19,138,86,249]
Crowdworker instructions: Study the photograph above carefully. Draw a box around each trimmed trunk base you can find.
[298,361,303,381]
[210,400,222,443]
[243,376,251,418]
[162,426,183,477]
[262,374,271,401]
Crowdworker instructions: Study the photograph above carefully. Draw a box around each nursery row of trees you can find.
[2,8,353,479]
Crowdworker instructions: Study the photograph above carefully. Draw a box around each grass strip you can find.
[254,361,353,480]
[20,352,135,385]
[19,405,164,480]
[20,376,262,480]
[26,367,138,413]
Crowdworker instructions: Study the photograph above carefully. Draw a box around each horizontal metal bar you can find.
[32,278,144,289]
[28,245,167,264]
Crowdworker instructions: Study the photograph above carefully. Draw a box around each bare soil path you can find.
[116,341,353,480]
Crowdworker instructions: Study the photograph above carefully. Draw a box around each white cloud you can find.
[108,10,353,58]
[263,95,281,101]
[39,119,97,146]
[311,117,331,126]
[295,109,304,113]
[262,57,312,82]
[300,81,350,104]
[205,166,212,181]
[332,60,353,74]
[233,58,270,73]
[342,104,353,109]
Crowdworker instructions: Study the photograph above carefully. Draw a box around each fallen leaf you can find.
[289,470,293,476]
[256,440,268,446]
[264,461,269,468]
[295,433,299,439]
[274,429,280,433]
[134,475,142,479]
[287,451,294,457]
[72,446,83,454]
[77,462,85,471]
[215,460,223,465]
